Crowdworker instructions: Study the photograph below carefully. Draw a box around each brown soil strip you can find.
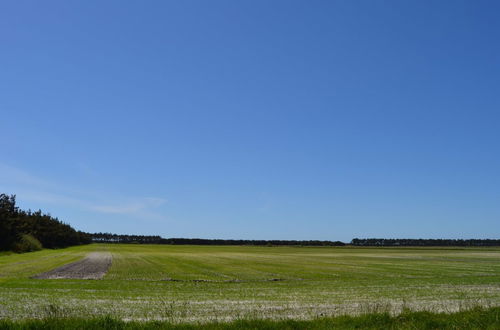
[32,252,112,280]
[159,277,291,283]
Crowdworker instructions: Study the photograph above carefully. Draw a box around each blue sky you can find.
[1,1,499,241]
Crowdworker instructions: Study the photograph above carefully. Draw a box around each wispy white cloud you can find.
[0,162,168,219]
[0,163,56,188]
[15,191,87,207]
[88,197,167,215]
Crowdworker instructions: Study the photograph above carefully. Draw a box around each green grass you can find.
[1,307,499,329]
[0,244,499,322]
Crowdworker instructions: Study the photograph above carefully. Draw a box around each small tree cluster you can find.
[0,194,91,252]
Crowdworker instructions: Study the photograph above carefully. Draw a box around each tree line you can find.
[89,233,346,246]
[162,238,346,246]
[0,194,91,252]
[91,236,500,247]
[91,232,163,244]
[351,238,500,247]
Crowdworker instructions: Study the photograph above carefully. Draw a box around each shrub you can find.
[12,234,43,253]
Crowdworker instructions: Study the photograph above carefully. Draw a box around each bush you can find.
[12,234,43,253]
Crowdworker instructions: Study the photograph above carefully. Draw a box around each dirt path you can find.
[33,252,112,279]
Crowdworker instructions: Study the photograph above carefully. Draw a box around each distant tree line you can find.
[351,238,500,247]
[0,194,91,252]
[162,238,346,246]
[89,233,346,246]
[91,232,164,244]
[90,234,500,247]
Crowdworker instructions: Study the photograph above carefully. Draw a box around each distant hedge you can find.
[0,194,91,252]
[90,233,500,247]
[90,233,346,246]
[351,238,500,247]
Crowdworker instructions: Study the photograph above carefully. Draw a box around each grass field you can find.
[0,244,499,323]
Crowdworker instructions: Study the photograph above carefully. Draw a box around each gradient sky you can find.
[1,1,499,242]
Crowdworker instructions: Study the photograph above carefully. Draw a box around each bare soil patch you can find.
[33,252,112,280]
[159,277,288,283]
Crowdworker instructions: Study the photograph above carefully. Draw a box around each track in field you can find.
[33,252,112,279]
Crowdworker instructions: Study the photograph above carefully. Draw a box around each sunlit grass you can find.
[1,307,500,329]
[0,244,499,322]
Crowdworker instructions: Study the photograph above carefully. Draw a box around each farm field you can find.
[0,244,499,323]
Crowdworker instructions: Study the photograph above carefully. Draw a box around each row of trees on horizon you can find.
[89,232,346,246]
[90,233,500,247]
[350,238,500,247]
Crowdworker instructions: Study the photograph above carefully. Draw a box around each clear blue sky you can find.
[1,1,499,242]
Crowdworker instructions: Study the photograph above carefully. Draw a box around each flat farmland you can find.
[0,244,499,322]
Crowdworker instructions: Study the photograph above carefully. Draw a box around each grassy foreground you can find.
[0,307,499,329]
[1,244,499,321]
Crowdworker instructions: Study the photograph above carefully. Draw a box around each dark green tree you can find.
[0,193,91,252]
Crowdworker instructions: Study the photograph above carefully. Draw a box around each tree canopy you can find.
[0,194,91,252]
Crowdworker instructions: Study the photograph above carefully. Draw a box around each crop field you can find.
[0,244,499,323]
